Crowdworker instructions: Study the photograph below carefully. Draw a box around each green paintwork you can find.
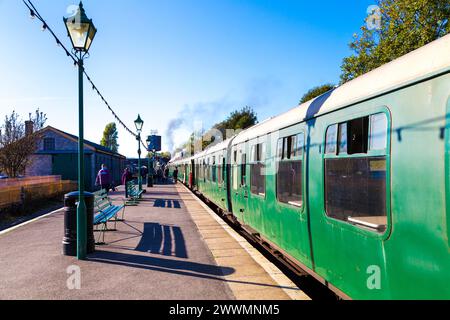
[171,72,450,299]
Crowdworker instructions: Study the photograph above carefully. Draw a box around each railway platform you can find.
[0,183,310,300]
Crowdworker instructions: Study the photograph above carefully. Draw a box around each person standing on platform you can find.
[164,166,170,184]
[122,167,133,198]
[173,167,179,184]
[96,164,111,193]
[141,166,148,185]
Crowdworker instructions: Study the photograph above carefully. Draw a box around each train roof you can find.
[233,33,450,145]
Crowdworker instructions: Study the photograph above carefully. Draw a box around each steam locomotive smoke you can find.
[165,78,280,152]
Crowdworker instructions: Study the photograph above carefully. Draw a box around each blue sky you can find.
[0,0,374,157]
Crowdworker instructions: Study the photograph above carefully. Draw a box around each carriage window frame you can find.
[241,153,247,187]
[276,131,305,210]
[250,141,267,198]
[212,155,217,183]
[232,146,239,190]
[323,109,391,237]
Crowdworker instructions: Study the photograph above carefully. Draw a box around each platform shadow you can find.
[88,250,300,291]
[153,199,182,209]
[88,250,234,278]
[136,222,187,258]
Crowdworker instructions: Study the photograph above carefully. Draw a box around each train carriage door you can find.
[231,143,247,222]
[308,110,391,299]
[191,159,195,189]
[239,143,249,224]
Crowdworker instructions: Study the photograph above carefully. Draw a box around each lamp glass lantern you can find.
[135,115,144,133]
[64,2,97,52]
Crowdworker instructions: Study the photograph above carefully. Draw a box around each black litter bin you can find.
[62,192,95,256]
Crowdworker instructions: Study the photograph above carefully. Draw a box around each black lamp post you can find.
[63,1,97,261]
[134,115,144,191]
[147,136,156,188]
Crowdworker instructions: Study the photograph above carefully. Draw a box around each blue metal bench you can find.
[93,189,126,245]
[126,181,144,205]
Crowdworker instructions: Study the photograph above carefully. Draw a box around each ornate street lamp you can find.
[63,1,97,260]
[64,2,97,53]
[134,115,144,192]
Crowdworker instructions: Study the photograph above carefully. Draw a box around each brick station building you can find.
[26,126,126,191]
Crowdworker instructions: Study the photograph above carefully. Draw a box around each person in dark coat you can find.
[164,166,170,184]
[141,166,148,185]
[96,164,111,192]
[173,167,179,184]
[121,167,133,198]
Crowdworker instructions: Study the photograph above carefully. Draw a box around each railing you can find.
[0,176,77,209]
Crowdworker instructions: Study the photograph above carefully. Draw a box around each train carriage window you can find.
[251,142,266,196]
[347,117,369,154]
[222,158,226,184]
[338,123,348,154]
[241,153,247,186]
[232,148,238,190]
[277,139,283,160]
[217,163,222,184]
[217,157,225,185]
[212,156,217,183]
[325,113,389,233]
[325,124,338,154]
[233,165,238,190]
[370,113,388,151]
[277,133,304,207]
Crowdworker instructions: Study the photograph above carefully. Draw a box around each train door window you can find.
[218,156,224,185]
[241,153,247,187]
[277,133,304,207]
[232,147,238,190]
[222,157,226,184]
[212,156,217,183]
[251,142,266,197]
[324,113,389,233]
[207,158,211,181]
[217,158,222,185]
[202,159,206,182]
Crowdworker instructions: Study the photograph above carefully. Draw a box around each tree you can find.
[341,0,450,83]
[213,106,258,137]
[0,109,47,178]
[100,122,119,152]
[29,109,47,131]
[205,106,258,149]
[300,84,335,104]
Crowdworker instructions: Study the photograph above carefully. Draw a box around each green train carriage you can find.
[172,34,450,299]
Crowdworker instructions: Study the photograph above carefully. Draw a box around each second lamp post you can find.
[134,115,144,191]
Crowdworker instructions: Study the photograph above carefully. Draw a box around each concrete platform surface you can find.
[0,183,309,300]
